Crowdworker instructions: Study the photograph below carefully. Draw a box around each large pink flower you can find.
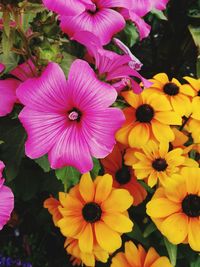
[0,60,36,117]
[17,60,125,173]
[0,161,14,230]
[43,0,128,45]
[73,31,151,93]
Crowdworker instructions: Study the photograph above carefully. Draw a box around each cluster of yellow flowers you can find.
[44,73,200,266]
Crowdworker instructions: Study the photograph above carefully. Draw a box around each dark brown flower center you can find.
[136,104,154,123]
[152,158,168,171]
[182,194,200,217]
[115,166,131,185]
[163,82,179,96]
[68,108,82,122]
[82,202,102,223]
[197,90,200,96]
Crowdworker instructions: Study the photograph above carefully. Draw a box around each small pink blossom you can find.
[73,31,151,93]
[0,60,36,117]
[0,161,14,230]
[17,60,125,173]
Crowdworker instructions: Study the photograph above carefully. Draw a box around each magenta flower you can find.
[73,31,151,94]
[43,0,128,45]
[0,161,14,230]
[0,60,36,117]
[17,60,124,173]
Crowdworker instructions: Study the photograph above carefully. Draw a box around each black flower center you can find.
[182,194,200,217]
[163,82,179,96]
[136,104,154,123]
[152,158,168,172]
[115,166,131,185]
[82,202,102,223]
[68,108,82,122]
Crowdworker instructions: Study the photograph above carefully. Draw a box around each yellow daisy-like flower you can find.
[146,167,200,251]
[111,241,172,267]
[57,173,133,255]
[182,76,200,98]
[148,73,193,116]
[116,90,182,148]
[188,97,200,143]
[129,140,198,187]
[101,143,147,206]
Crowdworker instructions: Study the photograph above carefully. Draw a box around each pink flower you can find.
[121,0,169,39]
[0,63,5,73]
[17,60,125,173]
[0,60,36,117]
[43,0,128,45]
[73,31,151,94]
[0,161,14,230]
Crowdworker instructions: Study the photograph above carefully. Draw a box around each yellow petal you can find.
[153,73,169,84]
[161,213,188,244]
[191,97,200,119]
[58,216,84,237]
[95,222,122,253]
[151,257,173,267]
[102,213,133,233]
[144,247,159,267]
[183,76,200,91]
[128,124,150,148]
[146,94,172,111]
[188,218,200,251]
[101,189,133,212]
[95,174,113,203]
[59,193,83,213]
[111,252,130,267]
[146,198,180,218]
[81,252,95,267]
[121,91,142,108]
[180,84,196,96]
[148,171,158,187]
[171,95,191,116]
[152,120,174,142]
[79,173,95,202]
[79,223,93,253]
[182,167,200,195]
[125,241,142,266]
[171,128,188,147]
[155,111,182,125]
[115,123,133,146]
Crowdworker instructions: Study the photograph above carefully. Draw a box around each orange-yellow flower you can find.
[129,140,198,187]
[116,90,182,148]
[57,173,133,254]
[146,167,200,251]
[101,143,147,206]
[111,241,172,267]
[182,76,200,99]
[147,73,193,116]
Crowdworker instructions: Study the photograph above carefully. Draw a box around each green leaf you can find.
[35,155,51,173]
[151,9,167,20]
[126,221,149,246]
[90,158,101,179]
[164,237,177,266]
[190,255,200,267]
[55,166,81,191]
[3,11,11,37]
[143,222,157,238]
[0,117,26,181]
[138,180,155,194]
[124,22,139,47]
[60,52,77,76]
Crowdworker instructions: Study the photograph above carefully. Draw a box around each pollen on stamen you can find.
[68,111,79,121]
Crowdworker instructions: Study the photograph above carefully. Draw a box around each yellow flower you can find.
[188,97,200,143]
[43,196,62,227]
[64,238,109,267]
[182,76,200,98]
[116,90,182,148]
[111,241,172,267]
[146,167,200,251]
[148,73,193,116]
[57,173,133,254]
[129,140,198,187]
[101,143,147,206]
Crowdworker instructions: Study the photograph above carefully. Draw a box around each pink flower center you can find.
[68,108,82,122]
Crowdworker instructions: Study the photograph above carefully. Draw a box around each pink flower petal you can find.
[152,0,169,10]
[0,63,5,73]
[61,8,125,45]
[0,185,14,230]
[0,79,19,116]
[10,60,36,82]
